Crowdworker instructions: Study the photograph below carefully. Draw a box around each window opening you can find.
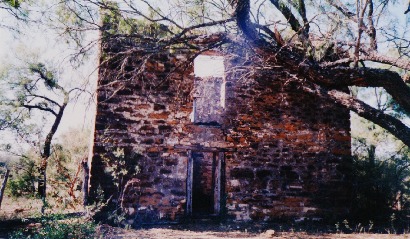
[191,54,226,125]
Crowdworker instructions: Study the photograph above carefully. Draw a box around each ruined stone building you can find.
[89,35,352,224]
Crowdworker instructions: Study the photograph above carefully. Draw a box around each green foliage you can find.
[351,85,410,225]
[351,144,410,225]
[351,87,407,155]
[4,128,89,210]
[28,63,57,89]
[122,19,171,38]
[55,1,95,49]
[100,2,172,40]
[103,15,171,39]
[3,0,21,8]
[9,216,96,239]
[46,128,90,209]
[386,85,410,117]
[92,146,142,226]
[0,0,30,22]
[0,60,63,136]
[170,0,229,26]
[102,147,141,190]
[101,1,121,32]
[7,156,37,197]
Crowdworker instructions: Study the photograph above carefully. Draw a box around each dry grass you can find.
[0,196,42,220]
[0,195,83,220]
[1,196,410,239]
[97,226,410,239]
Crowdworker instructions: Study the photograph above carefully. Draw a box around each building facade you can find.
[89,38,352,224]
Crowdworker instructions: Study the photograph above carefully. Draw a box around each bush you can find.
[9,216,96,239]
[350,145,410,225]
[7,156,36,197]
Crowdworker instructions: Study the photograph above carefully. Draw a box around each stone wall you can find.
[89,39,228,223]
[90,40,352,224]
[223,54,351,221]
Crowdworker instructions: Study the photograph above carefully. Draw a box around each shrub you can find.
[9,217,96,239]
[7,156,36,197]
[350,145,410,225]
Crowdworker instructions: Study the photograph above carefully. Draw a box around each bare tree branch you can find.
[268,0,306,38]
[320,52,410,71]
[302,82,410,146]
[367,0,377,50]
[22,104,58,116]
[325,0,356,19]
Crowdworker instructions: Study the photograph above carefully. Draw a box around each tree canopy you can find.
[2,0,410,146]
[61,0,410,148]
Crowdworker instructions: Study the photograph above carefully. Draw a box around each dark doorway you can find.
[192,152,214,215]
[187,151,224,217]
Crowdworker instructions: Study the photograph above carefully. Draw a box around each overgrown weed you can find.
[8,214,97,239]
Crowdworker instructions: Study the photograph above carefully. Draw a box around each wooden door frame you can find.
[186,150,225,217]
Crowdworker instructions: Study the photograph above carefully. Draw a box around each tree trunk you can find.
[0,169,10,209]
[38,158,47,214]
[37,93,68,214]
[82,158,89,207]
